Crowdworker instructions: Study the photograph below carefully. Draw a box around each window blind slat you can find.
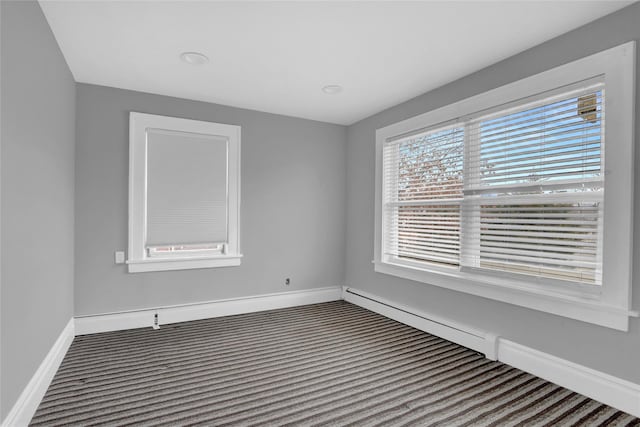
[477,134,600,159]
[477,95,599,129]
[480,240,597,253]
[478,146,601,168]
[474,113,602,147]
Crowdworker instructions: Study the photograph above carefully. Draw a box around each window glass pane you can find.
[477,91,603,187]
[384,127,464,267]
[395,127,464,201]
[386,204,461,266]
[478,199,602,285]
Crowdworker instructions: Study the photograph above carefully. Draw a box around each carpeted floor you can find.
[31,301,639,426]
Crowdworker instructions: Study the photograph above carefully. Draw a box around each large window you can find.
[375,42,636,330]
[128,113,241,272]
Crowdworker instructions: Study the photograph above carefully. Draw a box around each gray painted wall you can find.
[75,84,347,316]
[345,2,640,383]
[1,1,76,420]
[2,1,639,419]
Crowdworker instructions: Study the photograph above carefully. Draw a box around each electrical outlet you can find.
[285,278,291,286]
[114,251,125,264]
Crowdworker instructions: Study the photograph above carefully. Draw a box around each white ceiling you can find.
[39,1,632,125]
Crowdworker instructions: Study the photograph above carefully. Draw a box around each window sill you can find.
[373,260,637,331]
[127,255,242,273]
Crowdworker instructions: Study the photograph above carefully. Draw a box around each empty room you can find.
[1,0,640,425]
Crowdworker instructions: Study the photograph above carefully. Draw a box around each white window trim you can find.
[374,41,637,331]
[128,112,242,273]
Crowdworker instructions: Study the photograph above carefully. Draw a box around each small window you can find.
[375,42,636,330]
[128,113,241,272]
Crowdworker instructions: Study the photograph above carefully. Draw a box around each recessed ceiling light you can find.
[322,85,343,95]
[180,52,209,65]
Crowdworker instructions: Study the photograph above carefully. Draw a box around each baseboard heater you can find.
[342,287,499,360]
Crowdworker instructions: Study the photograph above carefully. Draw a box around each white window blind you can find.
[383,126,464,266]
[146,129,228,248]
[383,85,604,285]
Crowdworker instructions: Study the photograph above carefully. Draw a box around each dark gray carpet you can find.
[31,301,639,426]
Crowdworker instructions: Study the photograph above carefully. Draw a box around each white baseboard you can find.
[499,340,640,418]
[2,318,75,427]
[75,286,343,335]
[343,286,640,418]
[75,308,156,335]
[158,286,342,325]
[342,287,498,359]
